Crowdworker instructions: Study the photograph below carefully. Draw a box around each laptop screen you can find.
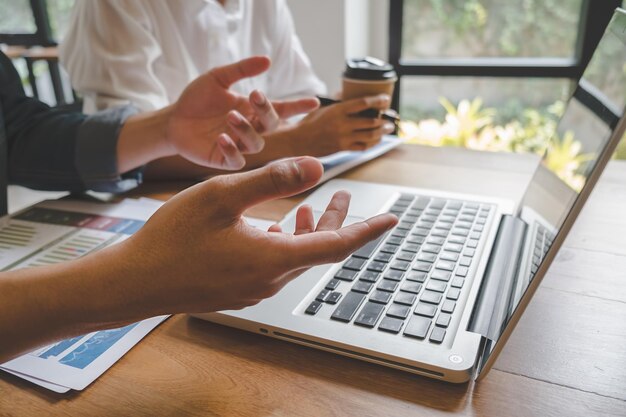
[481,9,626,365]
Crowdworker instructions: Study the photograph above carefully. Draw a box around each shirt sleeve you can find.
[59,0,169,113]
[1,52,142,193]
[266,0,328,100]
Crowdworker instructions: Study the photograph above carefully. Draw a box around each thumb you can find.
[214,157,324,215]
[210,56,271,89]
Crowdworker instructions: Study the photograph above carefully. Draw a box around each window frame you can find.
[388,0,623,109]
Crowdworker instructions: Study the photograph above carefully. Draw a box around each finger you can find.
[209,156,324,215]
[227,110,265,153]
[346,116,386,131]
[268,224,283,233]
[295,205,315,235]
[339,94,390,115]
[217,133,246,170]
[272,97,320,119]
[210,56,271,89]
[287,213,398,266]
[249,90,280,133]
[348,122,395,145]
[315,191,350,231]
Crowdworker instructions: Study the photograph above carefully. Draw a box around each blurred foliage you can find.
[403,0,582,58]
[399,98,598,191]
[0,0,74,40]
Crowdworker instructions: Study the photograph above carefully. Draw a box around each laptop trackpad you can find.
[280,210,365,234]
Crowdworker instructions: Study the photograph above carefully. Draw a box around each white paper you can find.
[0,198,168,392]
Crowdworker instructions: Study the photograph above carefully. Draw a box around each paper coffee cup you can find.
[341,57,397,108]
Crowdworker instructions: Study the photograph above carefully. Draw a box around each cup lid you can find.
[343,57,397,81]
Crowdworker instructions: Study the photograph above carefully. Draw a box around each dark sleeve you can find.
[0,52,141,193]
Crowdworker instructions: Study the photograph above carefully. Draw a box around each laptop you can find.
[192,9,626,383]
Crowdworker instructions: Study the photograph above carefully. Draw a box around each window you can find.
[390,0,625,161]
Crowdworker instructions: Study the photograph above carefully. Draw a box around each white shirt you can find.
[60,0,327,113]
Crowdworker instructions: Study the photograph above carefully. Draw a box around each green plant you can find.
[399,97,594,191]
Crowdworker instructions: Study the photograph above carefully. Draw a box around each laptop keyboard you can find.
[530,223,555,280]
[304,193,493,345]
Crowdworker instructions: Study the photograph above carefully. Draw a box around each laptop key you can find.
[370,290,393,304]
[444,243,463,253]
[436,313,451,328]
[305,300,323,315]
[377,279,399,293]
[387,304,411,319]
[316,289,330,302]
[413,197,431,209]
[396,251,417,262]
[414,303,437,318]
[335,269,358,281]
[456,266,469,277]
[426,280,447,293]
[416,252,437,263]
[446,288,461,300]
[426,236,446,245]
[463,248,476,257]
[431,229,449,238]
[406,271,428,283]
[401,242,420,253]
[413,262,433,272]
[390,260,411,271]
[451,277,465,288]
[392,228,409,238]
[435,260,456,271]
[326,279,341,290]
[395,291,418,306]
[406,235,425,244]
[459,256,472,267]
[331,292,366,322]
[379,316,405,334]
[400,282,422,294]
[367,261,386,273]
[413,227,430,237]
[386,236,403,246]
[374,252,393,263]
[434,222,452,231]
[431,269,452,282]
[430,327,446,344]
[352,281,373,294]
[380,244,400,254]
[451,228,469,237]
[326,292,342,304]
[352,233,387,259]
[354,302,385,328]
[404,316,432,339]
[441,300,456,314]
[421,244,442,254]
[384,270,404,281]
[420,290,443,305]
[440,251,459,262]
[359,270,381,283]
[467,239,479,248]
[343,257,366,271]
[448,235,466,244]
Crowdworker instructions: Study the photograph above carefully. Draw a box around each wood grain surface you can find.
[1,145,625,417]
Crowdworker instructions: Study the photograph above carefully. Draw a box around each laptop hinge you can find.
[467,215,527,345]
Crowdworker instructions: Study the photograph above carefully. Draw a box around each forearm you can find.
[116,105,177,173]
[0,241,155,363]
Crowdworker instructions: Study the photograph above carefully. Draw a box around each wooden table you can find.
[1,145,625,416]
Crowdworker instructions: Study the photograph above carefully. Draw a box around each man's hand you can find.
[288,94,395,156]
[122,157,397,314]
[166,56,319,170]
